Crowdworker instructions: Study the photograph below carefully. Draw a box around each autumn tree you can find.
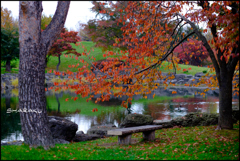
[18,1,70,149]
[46,27,81,71]
[1,6,18,29]
[40,14,81,70]
[173,38,208,66]
[60,1,239,131]
[81,1,128,51]
[113,1,239,130]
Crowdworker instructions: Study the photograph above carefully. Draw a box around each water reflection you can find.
[1,91,239,143]
[139,97,221,121]
[1,97,22,142]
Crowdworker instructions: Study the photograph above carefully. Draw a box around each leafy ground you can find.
[1,121,239,160]
[1,41,213,75]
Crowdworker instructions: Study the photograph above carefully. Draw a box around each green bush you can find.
[202,70,207,73]
[10,60,18,68]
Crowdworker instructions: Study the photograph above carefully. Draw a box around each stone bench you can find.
[107,125,162,145]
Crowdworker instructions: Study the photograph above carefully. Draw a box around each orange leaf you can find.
[65,98,69,101]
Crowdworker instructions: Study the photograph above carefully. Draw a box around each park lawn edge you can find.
[1,121,239,160]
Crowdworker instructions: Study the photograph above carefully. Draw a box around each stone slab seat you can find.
[107,125,162,145]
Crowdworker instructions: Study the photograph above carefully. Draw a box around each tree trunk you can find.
[56,54,61,72]
[18,1,70,150]
[5,60,11,72]
[218,72,233,129]
[55,93,61,113]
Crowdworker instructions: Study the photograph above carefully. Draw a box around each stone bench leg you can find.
[118,134,132,145]
[143,130,155,141]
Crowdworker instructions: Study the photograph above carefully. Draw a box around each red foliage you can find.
[174,38,208,66]
[47,28,81,57]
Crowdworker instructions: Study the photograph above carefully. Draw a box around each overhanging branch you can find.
[176,13,220,78]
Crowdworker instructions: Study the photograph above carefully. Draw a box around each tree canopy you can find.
[56,1,239,130]
[1,6,19,72]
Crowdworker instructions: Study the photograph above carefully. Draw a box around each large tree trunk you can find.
[176,12,239,130]
[18,1,70,150]
[218,72,233,129]
[5,60,11,72]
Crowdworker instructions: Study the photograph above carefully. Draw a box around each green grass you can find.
[46,94,124,116]
[1,121,239,160]
[1,41,213,76]
[158,61,214,75]
[1,67,19,74]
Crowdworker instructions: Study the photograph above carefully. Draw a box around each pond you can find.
[1,90,239,143]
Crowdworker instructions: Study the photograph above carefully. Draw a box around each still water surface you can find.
[1,91,239,143]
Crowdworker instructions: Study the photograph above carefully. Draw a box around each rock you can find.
[120,113,154,128]
[76,131,84,135]
[1,140,23,146]
[175,74,187,80]
[213,90,219,96]
[168,79,177,84]
[177,80,185,85]
[53,138,70,144]
[185,75,193,79]
[48,116,78,141]
[152,110,240,128]
[195,72,205,78]
[1,139,70,146]
[72,134,104,142]
[87,124,117,136]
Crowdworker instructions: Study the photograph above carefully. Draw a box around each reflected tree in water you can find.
[1,97,21,141]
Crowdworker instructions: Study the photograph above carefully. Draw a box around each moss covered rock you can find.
[155,109,239,128]
[120,113,154,128]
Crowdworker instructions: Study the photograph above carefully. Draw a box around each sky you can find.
[1,1,207,32]
[1,1,96,31]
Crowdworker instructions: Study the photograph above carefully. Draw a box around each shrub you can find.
[10,60,18,68]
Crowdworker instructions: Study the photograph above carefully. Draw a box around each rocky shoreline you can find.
[1,109,239,146]
[1,72,239,99]
[1,72,239,146]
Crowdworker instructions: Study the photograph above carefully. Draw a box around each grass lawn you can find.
[1,121,239,160]
[46,93,124,116]
[1,41,214,76]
